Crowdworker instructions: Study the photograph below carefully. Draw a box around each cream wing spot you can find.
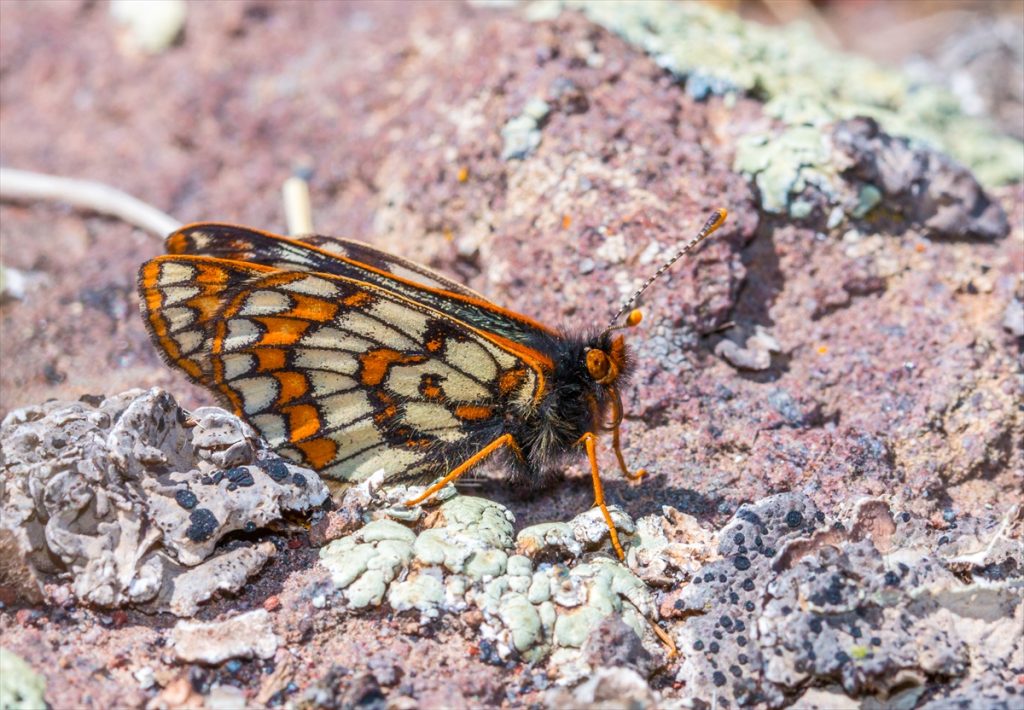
[223,318,261,350]
[403,402,460,430]
[251,413,288,447]
[293,347,359,375]
[299,326,373,351]
[366,300,429,342]
[281,275,340,297]
[162,306,196,330]
[187,231,212,249]
[386,361,488,402]
[320,390,372,430]
[158,262,197,285]
[161,285,201,306]
[510,369,539,408]
[309,371,357,396]
[232,376,278,414]
[335,311,417,350]
[483,340,519,370]
[326,443,425,482]
[239,290,293,316]
[175,329,205,355]
[222,353,256,380]
[443,338,498,382]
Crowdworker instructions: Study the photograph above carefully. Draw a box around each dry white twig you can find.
[282,175,314,236]
[0,167,181,238]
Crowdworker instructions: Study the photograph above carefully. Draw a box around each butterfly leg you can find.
[609,394,646,482]
[578,432,626,561]
[403,433,523,507]
[612,424,646,482]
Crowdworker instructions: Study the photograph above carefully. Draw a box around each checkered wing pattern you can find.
[139,238,546,482]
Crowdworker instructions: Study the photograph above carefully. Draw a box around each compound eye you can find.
[586,349,610,381]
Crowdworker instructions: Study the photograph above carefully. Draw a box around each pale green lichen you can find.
[319,519,415,608]
[498,593,543,652]
[517,521,581,558]
[318,492,664,671]
[501,99,551,160]
[388,570,446,617]
[734,127,837,215]
[525,0,1021,222]
[0,648,47,710]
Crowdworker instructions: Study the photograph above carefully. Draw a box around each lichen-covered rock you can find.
[533,0,1023,188]
[530,0,1016,237]
[0,388,328,614]
[666,493,1024,708]
[318,490,667,675]
[831,117,1008,241]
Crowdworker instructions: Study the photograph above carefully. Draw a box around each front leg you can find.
[577,431,626,561]
[404,433,523,506]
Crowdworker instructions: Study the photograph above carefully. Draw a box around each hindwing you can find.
[139,254,547,482]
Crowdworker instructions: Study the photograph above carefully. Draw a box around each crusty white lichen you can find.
[0,388,328,615]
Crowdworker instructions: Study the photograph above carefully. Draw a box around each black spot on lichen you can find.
[734,555,751,571]
[292,472,308,488]
[712,671,727,687]
[810,575,845,606]
[186,508,219,542]
[258,460,290,482]
[225,467,255,488]
[175,489,198,509]
[785,510,804,528]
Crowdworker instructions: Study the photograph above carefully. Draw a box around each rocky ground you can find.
[1,1,1021,709]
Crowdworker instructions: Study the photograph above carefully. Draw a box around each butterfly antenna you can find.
[606,208,727,330]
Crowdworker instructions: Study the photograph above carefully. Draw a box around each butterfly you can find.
[138,209,727,560]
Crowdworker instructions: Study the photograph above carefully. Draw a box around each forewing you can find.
[169,223,484,296]
[139,255,542,483]
[166,223,557,343]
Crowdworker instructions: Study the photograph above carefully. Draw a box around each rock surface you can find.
[0,1,1021,708]
[0,388,328,615]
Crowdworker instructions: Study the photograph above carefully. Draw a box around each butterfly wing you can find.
[165,223,558,344]
[139,254,547,482]
[167,223,484,298]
